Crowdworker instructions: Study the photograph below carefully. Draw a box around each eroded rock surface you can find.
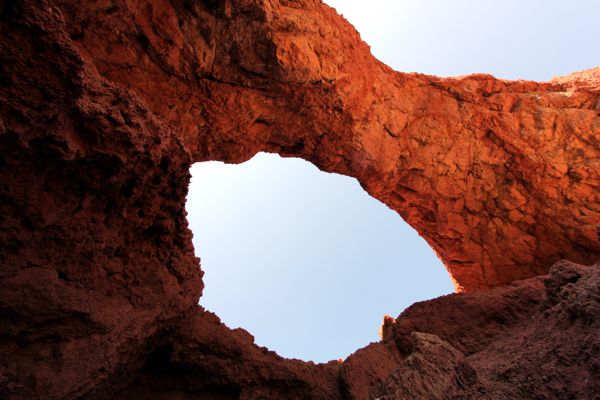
[0,0,599,398]
[53,0,600,291]
[93,261,600,400]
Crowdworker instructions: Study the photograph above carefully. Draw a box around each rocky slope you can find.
[114,260,600,400]
[0,0,598,399]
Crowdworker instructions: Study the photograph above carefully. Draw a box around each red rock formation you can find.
[0,0,598,399]
[56,0,600,291]
[104,261,600,400]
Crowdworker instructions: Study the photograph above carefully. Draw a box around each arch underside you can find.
[58,0,599,291]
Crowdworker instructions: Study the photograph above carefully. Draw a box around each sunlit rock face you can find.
[0,0,598,399]
[54,0,599,292]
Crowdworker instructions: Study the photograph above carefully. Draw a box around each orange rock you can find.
[63,0,599,291]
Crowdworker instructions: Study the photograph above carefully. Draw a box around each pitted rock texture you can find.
[83,261,600,400]
[0,0,599,399]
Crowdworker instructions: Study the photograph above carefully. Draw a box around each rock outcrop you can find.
[0,0,598,398]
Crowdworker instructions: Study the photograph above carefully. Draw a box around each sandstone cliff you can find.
[0,0,598,399]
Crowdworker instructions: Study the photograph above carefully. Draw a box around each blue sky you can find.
[187,1,600,363]
[188,155,452,362]
[326,0,599,80]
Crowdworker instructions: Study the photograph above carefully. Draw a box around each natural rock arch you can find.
[1,0,599,398]
[59,0,599,291]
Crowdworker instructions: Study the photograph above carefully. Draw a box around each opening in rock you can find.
[186,153,453,363]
